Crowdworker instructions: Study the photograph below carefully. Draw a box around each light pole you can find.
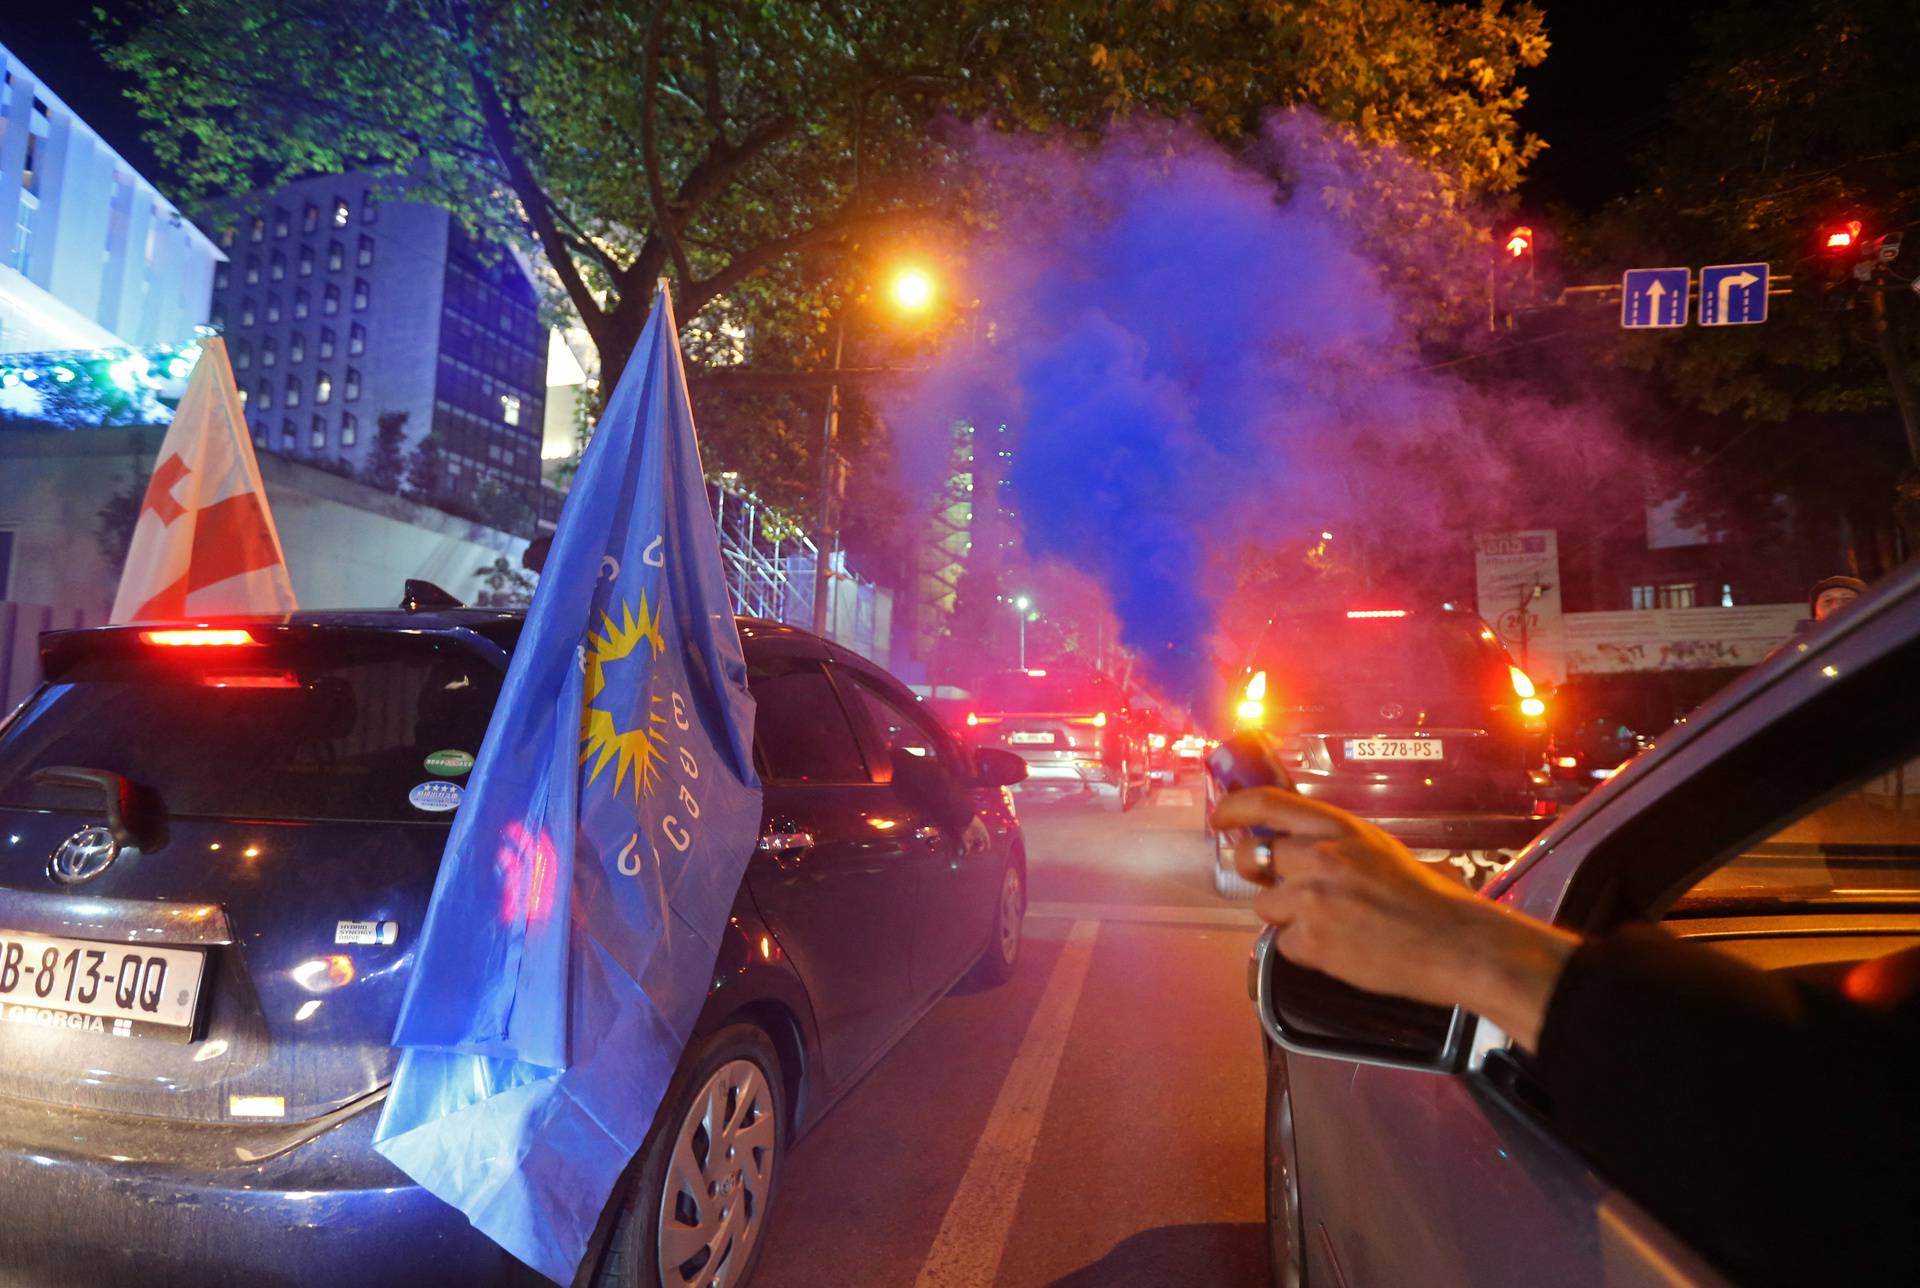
[811,265,936,636]
[1012,594,1034,670]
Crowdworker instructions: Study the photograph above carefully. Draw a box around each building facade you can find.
[0,42,221,355]
[205,173,547,520]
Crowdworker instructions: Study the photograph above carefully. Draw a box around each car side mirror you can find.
[972,747,1028,788]
[1250,927,1466,1073]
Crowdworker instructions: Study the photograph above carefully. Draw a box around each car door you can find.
[1290,592,1920,1287]
[740,648,920,1091]
[837,667,997,1000]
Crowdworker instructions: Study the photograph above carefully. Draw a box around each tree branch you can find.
[685,205,948,317]
[673,113,799,219]
[642,0,695,289]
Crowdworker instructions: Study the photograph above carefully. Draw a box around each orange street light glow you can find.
[890,267,935,312]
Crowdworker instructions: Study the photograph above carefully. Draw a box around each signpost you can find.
[1698,263,1769,326]
[1621,268,1691,328]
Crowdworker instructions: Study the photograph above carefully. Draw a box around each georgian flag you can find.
[109,337,297,623]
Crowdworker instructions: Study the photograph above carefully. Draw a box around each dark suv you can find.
[1206,607,1551,895]
[0,608,1026,1288]
[964,667,1152,810]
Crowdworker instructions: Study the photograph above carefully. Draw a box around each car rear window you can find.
[976,670,1124,712]
[0,633,501,824]
[1253,615,1510,696]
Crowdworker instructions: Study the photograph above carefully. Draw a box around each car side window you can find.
[745,655,870,784]
[844,674,962,782]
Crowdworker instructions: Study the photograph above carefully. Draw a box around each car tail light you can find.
[198,670,301,689]
[1510,666,1547,718]
[1531,799,1559,818]
[1554,755,1579,769]
[1148,733,1167,749]
[1067,712,1109,727]
[1344,609,1408,619]
[141,628,257,647]
[1236,670,1268,725]
[966,712,978,727]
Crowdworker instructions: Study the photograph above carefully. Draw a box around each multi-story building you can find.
[0,42,221,355]
[205,173,547,517]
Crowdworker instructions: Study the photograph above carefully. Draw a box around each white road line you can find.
[914,919,1101,1288]
[1026,900,1259,927]
[1153,786,1196,808]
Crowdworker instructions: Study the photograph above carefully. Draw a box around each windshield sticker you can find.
[408,781,464,812]
[336,919,401,946]
[424,749,475,777]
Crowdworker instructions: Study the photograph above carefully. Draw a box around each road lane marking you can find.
[1026,900,1259,927]
[914,919,1100,1288]
[1154,787,1196,808]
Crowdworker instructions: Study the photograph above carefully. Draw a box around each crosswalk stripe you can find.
[913,919,1100,1288]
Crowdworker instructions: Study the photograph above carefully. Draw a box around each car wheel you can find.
[595,1024,786,1288]
[967,859,1025,987]
[1265,1042,1307,1288]
[1211,829,1262,901]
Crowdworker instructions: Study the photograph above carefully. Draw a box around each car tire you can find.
[1264,1042,1307,1288]
[967,859,1026,987]
[1211,830,1262,901]
[594,1024,786,1288]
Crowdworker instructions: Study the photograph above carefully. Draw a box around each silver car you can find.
[1253,562,1920,1286]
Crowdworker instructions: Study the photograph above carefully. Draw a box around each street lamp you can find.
[811,264,939,635]
[1011,594,1035,670]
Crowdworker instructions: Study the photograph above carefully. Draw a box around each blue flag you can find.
[374,283,762,1283]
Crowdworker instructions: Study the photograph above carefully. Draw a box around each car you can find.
[1248,564,1920,1287]
[0,605,1028,1288]
[1207,606,1554,897]
[963,667,1153,810]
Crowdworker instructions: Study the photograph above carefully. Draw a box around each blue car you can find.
[0,604,1028,1287]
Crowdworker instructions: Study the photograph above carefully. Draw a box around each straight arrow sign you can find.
[1622,267,1690,328]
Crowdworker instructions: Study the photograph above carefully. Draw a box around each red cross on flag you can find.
[110,338,298,623]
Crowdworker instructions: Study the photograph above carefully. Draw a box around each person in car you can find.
[1213,787,1920,1288]
[1810,574,1868,623]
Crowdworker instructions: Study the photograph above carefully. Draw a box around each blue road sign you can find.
[1698,262,1769,326]
[1622,267,1691,328]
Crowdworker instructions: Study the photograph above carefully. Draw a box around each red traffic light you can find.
[1825,220,1863,251]
[1504,225,1534,258]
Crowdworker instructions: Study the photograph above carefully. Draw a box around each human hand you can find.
[1211,788,1577,1049]
[962,815,992,856]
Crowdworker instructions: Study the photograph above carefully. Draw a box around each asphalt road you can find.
[755,782,1270,1288]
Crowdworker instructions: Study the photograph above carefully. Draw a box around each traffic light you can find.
[1817,218,1902,308]
[1824,219,1863,251]
[1504,225,1534,258]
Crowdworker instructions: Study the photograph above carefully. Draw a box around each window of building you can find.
[234,341,251,371]
[214,263,230,291]
[1721,583,1735,608]
[315,370,332,404]
[356,234,374,267]
[333,197,350,228]
[285,374,301,409]
[323,284,341,316]
[343,368,361,401]
[298,244,314,277]
[244,255,260,285]
[249,215,265,243]
[499,394,521,426]
[289,331,305,363]
[1661,583,1696,609]
[319,327,336,360]
[240,297,256,327]
[361,190,379,224]
[294,288,311,320]
[302,203,318,234]
[341,412,358,447]
[348,322,366,355]
[310,416,327,449]
[281,419,296,450]
[270,250,286,281]
[352,278,370,311]
[220,226,237,250]
[267,294,283,324]
[273,207,290,238]
[327,239,344,272]
[257,380,274,411]
[261,336,277,368]
[210,301,226,329]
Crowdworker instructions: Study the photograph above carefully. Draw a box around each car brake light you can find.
[966,712,979,727]
[1555,755,1579,769]
[1508,666,1537,698]
[1148,733,1167,749]
[1093,711,1107,728]
[1025,668,1048,677]
[1345,609,1408,619]
[1520,697,1547,718]
[1531,799,1559,818]
[141,628,257,647]
[198,670,302,689]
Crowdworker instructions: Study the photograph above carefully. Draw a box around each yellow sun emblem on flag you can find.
[580,594,670,800]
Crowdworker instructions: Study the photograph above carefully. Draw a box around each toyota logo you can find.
[1379,703,1405,721]
[48,827,121,885]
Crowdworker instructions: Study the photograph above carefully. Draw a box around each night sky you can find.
[4,2,1697,215]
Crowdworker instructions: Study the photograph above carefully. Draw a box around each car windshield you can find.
[1668,759,1920,915]
[1248,614,1512,696]
[0,633,501,824]
[975,670,1123,713]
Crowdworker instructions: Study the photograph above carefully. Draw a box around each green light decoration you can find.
[0,329,215,428]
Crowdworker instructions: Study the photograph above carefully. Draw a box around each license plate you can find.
[1008,731,1056,745]
[1345,739,1444,761]
[0,932,206,1041]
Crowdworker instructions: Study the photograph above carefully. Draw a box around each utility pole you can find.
[810,315,846,637]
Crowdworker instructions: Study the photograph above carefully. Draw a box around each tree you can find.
[404,428,448,503]
[363,410,410,494]
[104,0,1548,390]
[472,554,537,608]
